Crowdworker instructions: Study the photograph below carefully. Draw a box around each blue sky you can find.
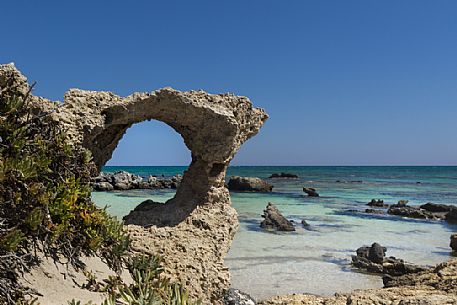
[2,1,456,165]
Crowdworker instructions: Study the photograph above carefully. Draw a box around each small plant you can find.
[71,255,201,305]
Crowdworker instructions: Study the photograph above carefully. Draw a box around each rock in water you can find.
[446,207,457,224]
[303,187,319,197]
[352,242,428,277]
[260,203,295,231]
[367,199,389,208]
[387,203,442,220]
[223,289,256,305]
[227,176,273,192]
[396,200,409,206]
[420,202,454,213]
[368,242,386,263]
[268,172,298,178]
[451,234,457,251]
[301,219,310,227]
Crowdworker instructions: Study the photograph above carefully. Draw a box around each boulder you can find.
[228,176,273,192]
[451,234,457,251]
[367,199,388,208]
[223,288,256,305]
[303,187,319,197]
[260,203,295,231]
[268,173,298,178]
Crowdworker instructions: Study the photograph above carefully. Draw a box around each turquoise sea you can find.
[92,166,457,300]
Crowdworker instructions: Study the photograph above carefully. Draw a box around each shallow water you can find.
[91,166,457,300]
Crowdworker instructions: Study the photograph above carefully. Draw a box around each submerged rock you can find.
[223,288,256,305]
[268,172,298,178]
[303,187,319,197]
[352,243,429,277]
[228,176,273,192]
[260,203,295,231]
[451,234,457,252]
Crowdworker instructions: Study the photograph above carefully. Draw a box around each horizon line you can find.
[104,164,457,167]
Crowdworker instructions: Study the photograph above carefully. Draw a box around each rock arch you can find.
[0,64,268,304]
[54,87,268,226]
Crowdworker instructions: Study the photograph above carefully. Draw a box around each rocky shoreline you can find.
[91,171,182,191]
[258,255,457,304]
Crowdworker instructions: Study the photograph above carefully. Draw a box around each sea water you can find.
[91,166,457,300]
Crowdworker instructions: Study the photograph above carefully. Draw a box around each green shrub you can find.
[0,79,129,303]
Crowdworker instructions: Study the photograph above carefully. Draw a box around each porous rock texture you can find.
[0,63,268,304]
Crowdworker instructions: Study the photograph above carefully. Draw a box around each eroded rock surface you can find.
[1,63,268,305]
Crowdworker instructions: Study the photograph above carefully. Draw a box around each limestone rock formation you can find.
[0,63,268,305]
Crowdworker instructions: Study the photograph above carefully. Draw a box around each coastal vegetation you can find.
[0,77,199,305]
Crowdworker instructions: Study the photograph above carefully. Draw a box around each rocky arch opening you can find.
[91,120,191,220]
[106,120,191,167]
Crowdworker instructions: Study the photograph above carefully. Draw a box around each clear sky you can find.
[2,1,456,166]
